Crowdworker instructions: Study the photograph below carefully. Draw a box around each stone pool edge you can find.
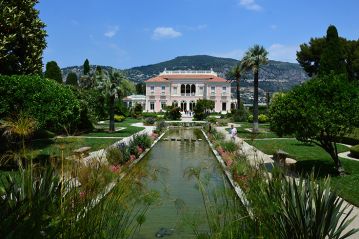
[77,130,168,219]
[201,129,252,216]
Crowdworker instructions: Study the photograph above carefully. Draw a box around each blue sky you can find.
[37,0,359,69]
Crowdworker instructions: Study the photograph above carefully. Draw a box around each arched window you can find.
[181,84,185,94]
[191,84,196,95]
[186,84,191,94]
[172,101,178,107]
[189,101,196,111]
[180,101,187,111]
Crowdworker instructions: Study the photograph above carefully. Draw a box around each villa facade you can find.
[144,69,234,113]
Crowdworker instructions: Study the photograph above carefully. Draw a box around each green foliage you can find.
[269,74,359,172]
[231,103,248,122]
[132,134,152,149]
[194,99,215,120]
[114,115,125,122]
[65,72,78,86]
[0,75,81,133]
[164,106,181,120]
[248,173,358,239]
[79,75,95,89]
[83,58,90,75]
[155,120,167,134]
[258,114,269,123]
[44,61,62,83]
[220,141,238,153]
[131,104,143,118]
[106,146,127,165]
[319,25,346,76]
[135,82,146,95]
[297,25,359,82]
[350,145,359,159]
[144,117,156,125]
[0,0,47,75]
[115,100,129,117]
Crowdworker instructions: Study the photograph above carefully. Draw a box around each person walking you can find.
[230,124,237,141]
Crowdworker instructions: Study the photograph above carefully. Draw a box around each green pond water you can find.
[132,128,230,239]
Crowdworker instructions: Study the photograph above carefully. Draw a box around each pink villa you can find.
[145,69,235,113]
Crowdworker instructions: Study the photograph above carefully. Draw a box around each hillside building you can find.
[144,69,236,113]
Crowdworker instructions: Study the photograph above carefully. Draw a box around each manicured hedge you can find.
[0,75,81,132]
[350,145,359,159]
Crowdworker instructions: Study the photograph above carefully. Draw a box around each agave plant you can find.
[249,171,358,239]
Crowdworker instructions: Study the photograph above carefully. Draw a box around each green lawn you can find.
[84,118,144,137]
[246,138,359,206]
[226,122,282,139]
[30,137,120,158]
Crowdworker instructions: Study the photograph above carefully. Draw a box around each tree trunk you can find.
[253,69,259,133]
[236,76,241,109]
[109,95,115,132]
[321,139,345,175]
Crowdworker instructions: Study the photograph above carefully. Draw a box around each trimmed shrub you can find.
[164,106,181,120]
[207,117,217,124]
[350,145,359,159]
[220,141,238,153]
[247,114,253,122]
[114,115,125,122]
[0,75,81,133]
[258,114,269,123]
[155,120,167,134]
[106,147,123,165]
[132,134,152,150]
[130,104,143,118]
[232,104,249,122]
[142,112,158,118]
[144,117,156,125]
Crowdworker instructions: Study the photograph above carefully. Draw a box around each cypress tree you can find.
[319,25,346,76]
[44,61,62,83]
[66,72,78,86]
[83,59,90,75]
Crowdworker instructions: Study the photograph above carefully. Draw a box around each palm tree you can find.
[241,45,268,133]
[229,64,243,109]
[96,70,134,132]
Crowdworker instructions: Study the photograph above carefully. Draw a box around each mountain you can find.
[61,55,308,93]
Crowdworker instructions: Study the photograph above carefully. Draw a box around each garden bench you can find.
[273,149,289,166]
[73,146,92,159]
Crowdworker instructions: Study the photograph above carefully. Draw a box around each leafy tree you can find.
[130,104,143,119]
[135,82,146,95]
[0,0,47,75]
[164,106,181,120]
[269,74,359,174]
[44,61,62,83]
[65,72,78,86]
[193,99,215,120]
[241,45,268,133]
[0,75,81,133]
[79,75,95,89]
[95,65,102,74]
[227,64,243,109]
[297,25,359,82]
[319,25,346,76]
[95,70,134,132]
[83,59,90,75]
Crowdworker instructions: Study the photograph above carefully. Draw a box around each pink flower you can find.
[79,191,86,199]
[110,164,121,173]
[130,154,136,161]
[137,145,143,154]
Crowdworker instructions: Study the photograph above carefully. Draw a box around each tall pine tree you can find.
[319,25,346,76]
[44,61,62,83]
[83,59,90,75]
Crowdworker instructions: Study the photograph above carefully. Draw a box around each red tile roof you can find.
[145,74,228,83]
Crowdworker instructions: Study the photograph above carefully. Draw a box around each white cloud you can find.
[268,44,299,63]
[213,49,244,59]
[104,26,119,38]
[238,0,262,11]
[152,27,182,40]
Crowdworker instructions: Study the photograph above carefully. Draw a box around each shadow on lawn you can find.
[294,160,339,178]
